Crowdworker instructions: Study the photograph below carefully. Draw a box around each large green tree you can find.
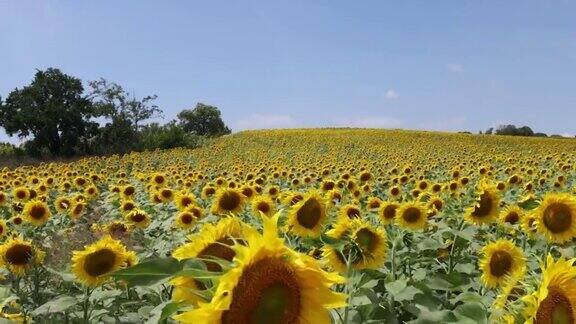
[0,68,101,156]
[177,103,231,136]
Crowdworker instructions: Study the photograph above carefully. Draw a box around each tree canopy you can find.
[0,68,101,156]
[177,103,231,136]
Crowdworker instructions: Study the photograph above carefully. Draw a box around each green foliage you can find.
[140,122,204,151]
[178,103,231,137]
[494,124,535,137]
[0,68,101,157]
[88,78,162,130]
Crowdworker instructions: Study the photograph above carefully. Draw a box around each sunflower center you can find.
[543,203,572,233]
[29,205,46,220]
[83,248,117,277]
[489,251,512,277]
[131,213,146,223]
[505,212,519,224]
[73,204,84,214]
[296,198,322,229]
[383,205,397,219]
[219,192,241,211]
[222,257,301,324]
[5,244,33,265]
[346,207,360,219]
[181,213,194,224]
[181,197,192,207]
[257,202,270,213]
[355,228,376,251]
[16,191,26,199]
[472,192,493,217]
[403,207,421,223]
[536,288,574,324]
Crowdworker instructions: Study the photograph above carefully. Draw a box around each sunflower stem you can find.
[342,249,354,324]
[82,287,92,323]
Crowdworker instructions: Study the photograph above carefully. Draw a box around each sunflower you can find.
[479,239,526,289]
[211,189,245,216]
[125,209,151,229]
[0,237,45,276]
[173,213,346,323]
[54,196,72,213]
[12,187,29,201]
[69,202,86,220]
[175,211,198,230]
[521,212,538,237]
[325,189,343,205]
[103,221,132,238]
[523,254,576,324]
[121,185,136,200]
[84,185,99,198]
[499,205,523,226]
[366,197,383,210]
[464,183,500,226]
[378,201,399,225]
[201,185,217,199]
[150,173,167,186]
[158,188,174,202]
[22,200,51,226]
[286,191,327,237]
[395,201,428,230]
[322,219,387,273]
[534,193,576,244]
[0,219,6,238]
[389,186,401,199]
[427,195,444,213]
[338,204,362,221]
[251,195,276,218]
[175,192,197,211]
[119,200,137,214]
[171,218,256,305]
[71,235,133,287]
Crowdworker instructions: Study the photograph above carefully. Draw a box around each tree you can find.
[495,124,535,137]
[140,122,203,150]
[177,103,231,136]
[0,68,101,156]
[88,78,162,130]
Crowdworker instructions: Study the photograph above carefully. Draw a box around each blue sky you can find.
[1,1,575,143]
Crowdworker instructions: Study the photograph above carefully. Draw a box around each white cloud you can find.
[384,89,399,99]
[331,116,403,128]
[446,63,464,73]
[234,114,296,130]
[560,133,574,138]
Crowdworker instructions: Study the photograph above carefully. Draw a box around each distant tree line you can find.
[0,68,231,158]
[483,124,569,138]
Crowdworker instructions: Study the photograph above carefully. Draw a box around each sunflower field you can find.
[1,128,576,323]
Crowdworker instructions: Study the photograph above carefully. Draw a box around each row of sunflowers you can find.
[1,128,576,323]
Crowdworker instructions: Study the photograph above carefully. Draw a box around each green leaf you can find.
[386,278,407,295]
[32,296,78,315]
[112,257,183,286]
[90,288,123,302]
[519,198,539,210]
[412,268,427,281]
[386,278,421,301]
[454,263,475,274]
[46,267,75,282]
[453,302,488,324]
